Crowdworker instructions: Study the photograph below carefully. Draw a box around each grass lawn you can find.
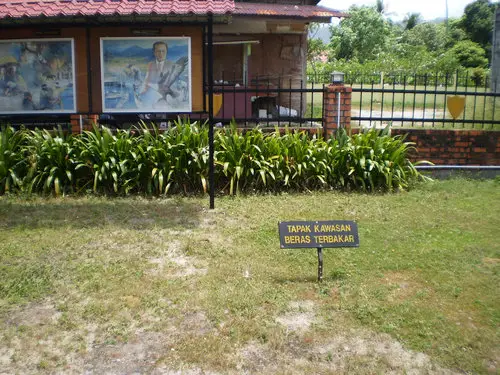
[0,178,499,374]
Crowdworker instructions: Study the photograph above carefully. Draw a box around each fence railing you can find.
[198,74,326,128]
[308,71,498,88]
[308,71,500,130]
[0,74,327,130]
[351,84,500,130]
[3,71,498,131]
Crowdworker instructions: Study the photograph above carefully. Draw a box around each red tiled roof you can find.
[234,2,344,19]
[0,0,235,20]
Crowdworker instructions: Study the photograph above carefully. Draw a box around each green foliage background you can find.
[307,0,498,81]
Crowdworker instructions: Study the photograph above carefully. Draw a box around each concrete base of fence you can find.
[416,165,500,179]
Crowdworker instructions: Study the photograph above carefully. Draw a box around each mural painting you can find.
[100,37,191,113]
[0,39,76,114]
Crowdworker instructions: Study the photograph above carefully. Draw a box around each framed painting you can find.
[100,37,192,113]
[0,38,76,114]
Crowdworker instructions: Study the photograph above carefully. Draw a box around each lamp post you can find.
[331,71,345,84]
[330,72,345,129]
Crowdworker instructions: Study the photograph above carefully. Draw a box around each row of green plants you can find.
[0,119,428,196]
[307,64,491,87]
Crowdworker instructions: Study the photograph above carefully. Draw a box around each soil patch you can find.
[237,328,460,374]
[276,300,315,333]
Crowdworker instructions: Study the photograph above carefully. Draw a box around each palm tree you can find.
[375,0,395,20]
[376,0,385,15]
[404,12,421,30]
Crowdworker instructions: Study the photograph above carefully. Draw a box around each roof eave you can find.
[0,12,233,27]
[233,14,342,23]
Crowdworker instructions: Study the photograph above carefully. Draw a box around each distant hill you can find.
[120,45,149,58]
[426,17,447,24]
[308,25,331,43]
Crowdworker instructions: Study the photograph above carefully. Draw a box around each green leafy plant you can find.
[75,125,136,195]
[334,126,427,191]
[215,123,262,195]
[130,121,170,195]
[166,118,210,194]
[25,127,77,196]
[0,120,427,196]
[0,125,27,194]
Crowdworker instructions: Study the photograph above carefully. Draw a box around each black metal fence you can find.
[308,71,497,87]
[3,71,498,131]
[0,74,327,130]
[308,71,500,130]
[201,73,326,128]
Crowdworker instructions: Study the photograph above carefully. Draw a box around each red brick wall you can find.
[391,129,500,165]
[347,128,500,165]
[70,114,98,133]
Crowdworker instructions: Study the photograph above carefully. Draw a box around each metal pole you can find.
[86,26,93,114]
[337,91,341,129]
[208,14,215,209]
[202,25,207,113]
[317,247,323,282]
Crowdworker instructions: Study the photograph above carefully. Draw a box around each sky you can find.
[318,0,475,21]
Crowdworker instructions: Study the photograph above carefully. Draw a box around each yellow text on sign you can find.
[287,224,352,233]
[279,220,359,248]
[283,234,356,245]
[284,235,311,244]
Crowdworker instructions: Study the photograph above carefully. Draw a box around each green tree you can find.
[329,5,391,63]
[450,40,489,68]
[401,22,449,53]
[434,50,461,73]
[307,37,327,76]
[446,18,468,48]
[459,0,498,51]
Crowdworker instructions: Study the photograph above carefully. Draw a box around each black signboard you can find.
[278,220,359,249]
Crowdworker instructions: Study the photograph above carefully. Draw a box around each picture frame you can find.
[100,37,192,113]
[0,38,76,114]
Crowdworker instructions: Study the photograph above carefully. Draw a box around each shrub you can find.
[342,126,422,191]
[0,125,27,194]
[469,67,488,86]
[75,125,137,195]
[163,118,210,194]
[0,121,426,196]
[25,127,79,196]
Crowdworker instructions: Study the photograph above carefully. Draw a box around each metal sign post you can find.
[207,14,215,209]
[317,247,323,282]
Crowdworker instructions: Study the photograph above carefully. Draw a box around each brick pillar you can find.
[323,83,352,137]
[70,114,99,134]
